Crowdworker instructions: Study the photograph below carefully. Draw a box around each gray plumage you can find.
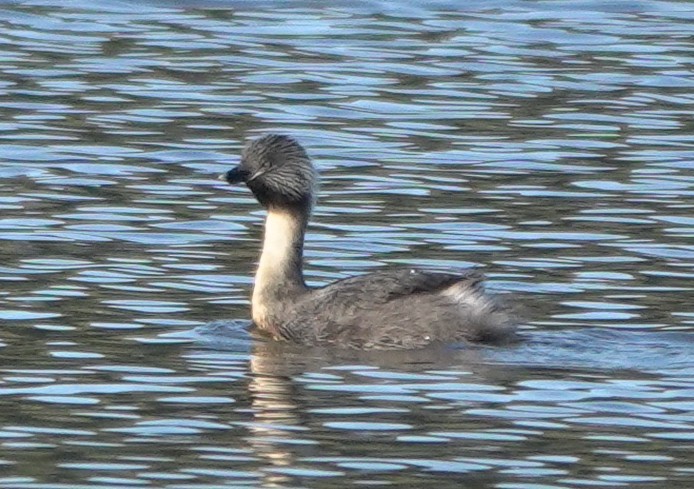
[222,134,516,350]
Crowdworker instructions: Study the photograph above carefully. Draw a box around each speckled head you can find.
[223,134,317,212]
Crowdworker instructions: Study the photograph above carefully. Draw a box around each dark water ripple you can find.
[0,0,693,487]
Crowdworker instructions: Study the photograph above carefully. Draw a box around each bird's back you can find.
[271,268,515,349]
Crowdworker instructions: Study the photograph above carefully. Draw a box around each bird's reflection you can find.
[241,336,504,485]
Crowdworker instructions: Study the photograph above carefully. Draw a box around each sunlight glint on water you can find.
[0,0,692,487]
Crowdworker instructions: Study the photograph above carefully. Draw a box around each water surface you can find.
[0,0,693,487]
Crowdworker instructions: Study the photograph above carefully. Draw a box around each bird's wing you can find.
[277,268,489,345]
[315,267,485,304]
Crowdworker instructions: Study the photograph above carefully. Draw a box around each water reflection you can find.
[0,0,693,486]
[184,330,692,487]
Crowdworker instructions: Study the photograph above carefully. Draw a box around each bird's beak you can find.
[219,166,245,184]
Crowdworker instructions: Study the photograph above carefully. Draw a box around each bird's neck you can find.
[252,208,308,329]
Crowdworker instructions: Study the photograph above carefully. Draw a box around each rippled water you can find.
[0,0,693,487]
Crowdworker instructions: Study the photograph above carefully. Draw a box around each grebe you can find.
[221,134,515,349]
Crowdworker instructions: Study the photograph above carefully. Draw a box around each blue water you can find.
[0,0,692,487]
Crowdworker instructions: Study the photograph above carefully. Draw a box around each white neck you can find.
[252,209,306,327]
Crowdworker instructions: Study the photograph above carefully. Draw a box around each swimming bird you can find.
[221,134,515,349]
